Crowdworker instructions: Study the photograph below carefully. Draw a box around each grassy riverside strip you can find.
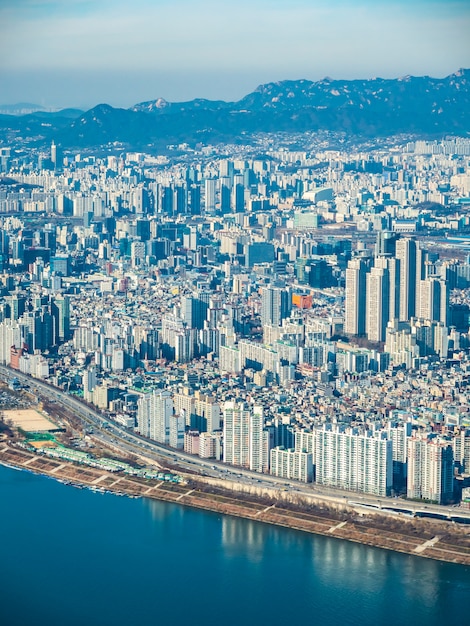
[1,439,469,566]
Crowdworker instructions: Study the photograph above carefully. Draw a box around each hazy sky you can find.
[0,0,469,109]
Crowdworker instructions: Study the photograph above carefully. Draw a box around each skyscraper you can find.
[204,178,217,214]
[50,141,62,170]
[366,264,390,342]
[418,277,448,325]
[261,286,291,327]
[345,258,368,336]
[52,296,70,343]
[396,238,418,321]
[366,256,400,342]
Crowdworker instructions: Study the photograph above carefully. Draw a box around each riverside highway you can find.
[1,364,469,523]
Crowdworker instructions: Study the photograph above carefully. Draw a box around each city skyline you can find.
[0,0,469,109]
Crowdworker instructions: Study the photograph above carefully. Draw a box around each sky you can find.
[0,0,469,110]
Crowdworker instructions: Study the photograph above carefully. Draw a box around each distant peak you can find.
[131,98,169,112]
[92,103,114,112]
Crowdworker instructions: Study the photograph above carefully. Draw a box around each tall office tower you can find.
[0,231,9,269]
[160,184,174,215]
[219,159,234,178]
[52,295,70,343]
[407,435,454,504]
[396,237,418,321]
[189,184,201,215]
[419,277,448,325]
[137,391,173,444]
[366,264,390,342]
[83,366,97,402]
[315,425,393,496]
[50,141,62,170]
[5,295,26,320]
[245,242,275,268]
[173,184,187,215]
[130,240,146,267]
[261,286,291,327]
[375,231,398,256]
[204,178,217,214]
[232,174,245,212]
[180,290,210,331]
[180,295,195,328]
[220,177,232,213]
[345,258,368,336]
[50,141,56,166]
[21,308,54,352]
[387,257,400,322]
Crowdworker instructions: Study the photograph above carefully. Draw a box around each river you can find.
[0,464,469,626]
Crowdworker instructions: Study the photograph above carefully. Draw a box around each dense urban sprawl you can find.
[1,135,470,506]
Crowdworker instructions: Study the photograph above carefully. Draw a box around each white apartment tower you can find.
[366,264,390,342]
[270,447,313,482]
[315,425,392,496]
[223,401,268,471]
[407,435,454,504]
[169,411,185,449]
[137,391,173,445]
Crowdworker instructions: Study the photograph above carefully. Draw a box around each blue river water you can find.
[1,464,469,626]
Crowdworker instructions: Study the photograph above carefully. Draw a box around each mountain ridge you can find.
[0,70,468,150]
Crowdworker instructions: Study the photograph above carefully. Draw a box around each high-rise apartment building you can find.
[223,401,251,468]
[315,425,392,496]
[137,391,173,444]
[261,286,291,327]
[419,277,448,325]
[194,391,221,433]
[270,447,313,482]
[407,435,454,504]
[345,258,368,335]
[204,178,217,214]
[223,401,268,471]
[396,237,418,321]
[366,264,390,342]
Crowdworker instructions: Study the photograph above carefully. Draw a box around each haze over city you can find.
[0,0,469,109]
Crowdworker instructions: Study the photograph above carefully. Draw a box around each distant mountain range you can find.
[1,69,468,151]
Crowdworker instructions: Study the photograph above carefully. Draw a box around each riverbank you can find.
[1,439,469,566]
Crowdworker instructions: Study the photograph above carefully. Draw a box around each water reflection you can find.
[1,465,469,626]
